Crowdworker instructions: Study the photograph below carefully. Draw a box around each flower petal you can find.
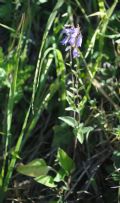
[69,36,76,46]
[73,48,80,58]
[61,36,69,45]
[72,27,80,37]
[76,33,82,47]
[61,27,74,35]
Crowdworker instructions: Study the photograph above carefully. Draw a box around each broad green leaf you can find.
[17,159,49,177]
[76,129,84,144]
[54,168,66,182]
[59,116,78,128]
[57,148,75,174]
[35,175,56,188]
[74,124,93,144]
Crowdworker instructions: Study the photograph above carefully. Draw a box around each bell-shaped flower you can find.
[61,36,69,45]
[73,48,80,58]
[60,25,82,58]
[76,33,82,47]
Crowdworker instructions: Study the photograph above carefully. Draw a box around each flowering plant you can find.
[61,25,82,58]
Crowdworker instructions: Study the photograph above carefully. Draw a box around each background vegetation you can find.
[0,0,120,202]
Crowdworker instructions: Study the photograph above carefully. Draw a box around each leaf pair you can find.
[17,148,75,188]
[59,116,93,144]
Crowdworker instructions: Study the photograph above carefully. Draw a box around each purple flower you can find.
[61,36,69,45]
[73,48,80,58]
[76,33,82,47]
[61,25,82,58]
[69,36,76,46]
[61,27,75,35]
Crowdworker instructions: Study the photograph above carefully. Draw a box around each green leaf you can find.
[75,125,84,144]
[35,175,56,188]
[74,124,93,144]
[57,148,75,174]
[17,159,49,177]
[59,116,78,128]
[54,168,66,182]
